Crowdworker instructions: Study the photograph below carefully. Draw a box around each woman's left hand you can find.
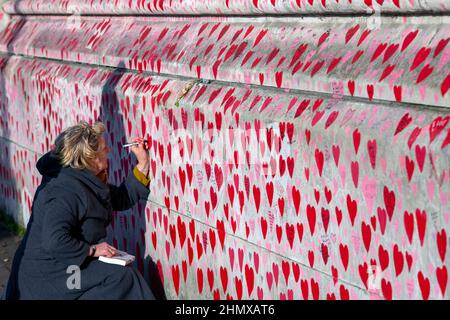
[130,137,150,176]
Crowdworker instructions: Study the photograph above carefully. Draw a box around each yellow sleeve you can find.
[133,166,151,187]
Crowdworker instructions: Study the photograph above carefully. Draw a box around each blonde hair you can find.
[53,121,106,170]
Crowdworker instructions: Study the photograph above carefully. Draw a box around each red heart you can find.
[235,277,243,300]
[171,265,180,296]
[189,219,196,241]
[416,64,434,84]
[311,60,324,78]
[169,224,177,248]
[197,268,204,294]
[279,155,286,177]
[287,157,295,178]
[441,74,450,96]
[321,208,330,233]
[353,129,361,154]
[393,85,402,102]
[244,264,255,297]
[308,250,315,268]
[324,186,332,204]
[367,139,377,169]
[332,145,340,166]
[434,38,449,57]
[405,251,413,272]
[301,279,309,300]
[214,163,223,190]
[393,244,404,277]
[275,71,283,88]
[348,80,355,96]
[415,209,427,247]
[292,262,300,283]
[357,29,371,46]
[278,197,285,217]
[379,64,395,82]
[345,24,360,44]
[378,244,389,271]
[383,187,396,221]
[370,215,377,231]
[352,50,365,64]
[383,44,399,63]
[351,161,359,188]
[305,129,311,145]
[276,224,283,243]
[415,145,426,172]
[252,185,261,213]
[314,149,324,177]
[216,220,225,249]
[196,235,203,259]
[358,262,369,289]
[292,186,301,215]
[209,229,217,253]
[395,113,413,136]
[282,260,290,285]
[296,223,304,243]
[327,293,336,300]
[410,47,431,71]
[260,217,268,239]
[339,243,349,271]
[325,111,339,129]
[403,211,415,244]
[335,207,343,227]
[401,30,418,52]
[417,271,430,300]
[405,156,415,182]
[429,116,449,143]
[265,183,274,206]
[220,266,228,293]
[436,266,448,297]
[371,43,387,62]
[346,194,358,226]
[182,261,188,283]
[321,243,329,265]
[331,266,338,285]
[381,279,392,300]
[151,231,157,250]
[377,207,387,235]
[227,184,235,205]
[177,216,186,249]
[340,285,350,300]
[314,189,320,204]
[327,56,341,74]
[437,229,447,262]
[306,205,316,235]
[311,278,320,300]
[361,222,372,252]
[285,223,295,249]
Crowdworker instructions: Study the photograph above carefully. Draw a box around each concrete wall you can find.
[0,0,449,299]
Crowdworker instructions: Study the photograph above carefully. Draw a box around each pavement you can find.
[0,223,22,297]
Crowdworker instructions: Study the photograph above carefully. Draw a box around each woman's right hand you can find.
[92,242,117,258]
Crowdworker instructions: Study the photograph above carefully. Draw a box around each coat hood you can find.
[36,151,62,178]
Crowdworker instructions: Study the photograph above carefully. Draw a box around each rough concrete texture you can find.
[0,0,449,300]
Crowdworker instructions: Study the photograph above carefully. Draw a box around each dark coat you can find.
[4,152,154,299]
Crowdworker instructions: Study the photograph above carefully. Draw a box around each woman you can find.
[4,121,154,299]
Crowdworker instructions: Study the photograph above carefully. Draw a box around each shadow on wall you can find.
[99,62,166,300]
[0,0,25,226]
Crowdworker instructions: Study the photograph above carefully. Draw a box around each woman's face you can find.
[90,136,110,175]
